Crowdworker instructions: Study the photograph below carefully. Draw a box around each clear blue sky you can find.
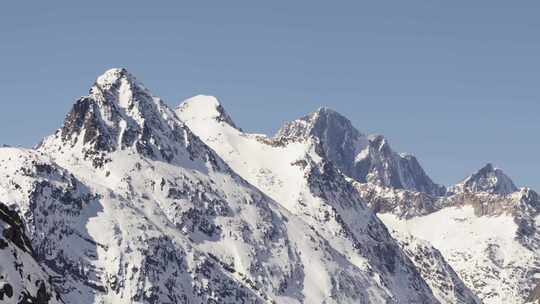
[1,1,538,189]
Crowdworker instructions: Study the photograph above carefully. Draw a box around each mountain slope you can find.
[269,104,539,304]
[353,163,540,304]
[0,200,62,304]
[378,196,539,304]
[3,68,531,303]
[177,95,471,303]
[1,69,441,303]
[3,69,317,303]
[387,230,481,304]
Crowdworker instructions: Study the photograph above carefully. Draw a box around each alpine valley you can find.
[0,68,537,304]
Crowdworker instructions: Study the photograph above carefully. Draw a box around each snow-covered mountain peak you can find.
[182,94,221,110]
[177,101,448,304]
[311,106,342,119]
[177,95,238,129]
[275,108,444,195]
[89,67,157,111]
[450,163,519,195]
[95,67,132,86]
[38,69,215,169]
[275,106,364,144]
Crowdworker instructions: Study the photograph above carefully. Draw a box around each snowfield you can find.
[380,206,539,303]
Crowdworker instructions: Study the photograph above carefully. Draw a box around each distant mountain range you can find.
[0,68,537,304]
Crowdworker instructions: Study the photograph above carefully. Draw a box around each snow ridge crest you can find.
[178,95,239,129]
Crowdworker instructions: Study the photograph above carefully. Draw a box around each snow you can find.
[380,206,512,251]
[96,67,132,88]
[177,96,313,211]
[449,163,518,195]
[182,95,222,118]
[0,69,437,303]
[177,95,441,304]
[6,67,534,304]
[379,206,537,304]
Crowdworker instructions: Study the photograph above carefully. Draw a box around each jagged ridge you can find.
[0,69,440,304]
[275,107,445,196]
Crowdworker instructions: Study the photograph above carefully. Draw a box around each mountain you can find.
[1,69,443,303]
[2,68,535,303]
[275,107,445,196]
[353,162,540,303]
[268,102,539,304]
[177,95,478,304]
[448,163,519,195]
[178,96,539,304]
[354,164,535,220]
[0,200,62,304]
[377,186,540,304]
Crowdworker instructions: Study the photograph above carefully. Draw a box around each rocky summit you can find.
[0,69,537,304]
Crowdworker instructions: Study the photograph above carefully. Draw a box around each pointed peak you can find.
[280,107,348,129]
[94,67,139,88]
[452,163,518,195]
[314,106,335,114]
[87,67,155,111]
[177,95,238,129]
[308,106,346,121]
[276,106,363,142]
[477,162,497,174]
[96,67,128,80]
[474,163,504,177]
[276,107,445,196]
[40,68,195,165]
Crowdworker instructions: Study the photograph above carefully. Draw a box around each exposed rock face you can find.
[354,183,440,219]
[355,167,540,304]
[275,107,445,196]
[3,69,304,303]
[3,68,538,304]
[271,104,539,304]
[388,231,481,304]
[0,201,62,304]
[177,96,473,304]
[355,179,540,221]
[528,283,540,304]
[43,68,209,168]
[448,163,518,195]
[1,69,442,304]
